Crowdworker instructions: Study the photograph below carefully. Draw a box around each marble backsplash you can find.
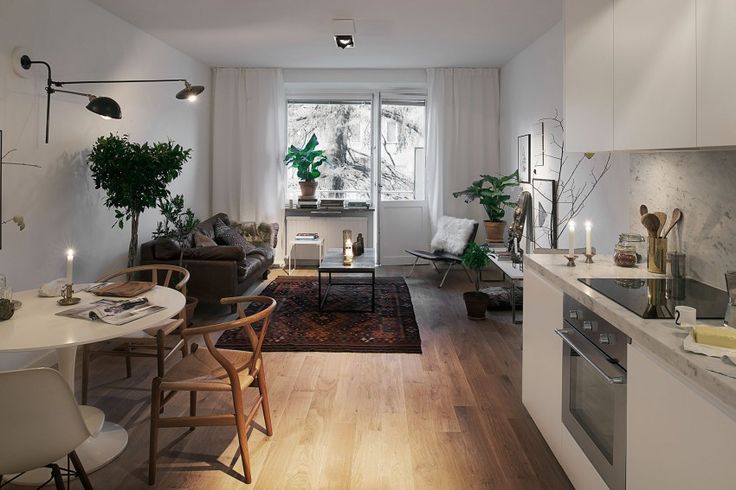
[630,151,736,288]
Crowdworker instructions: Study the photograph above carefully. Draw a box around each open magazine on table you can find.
[56,297,165,325]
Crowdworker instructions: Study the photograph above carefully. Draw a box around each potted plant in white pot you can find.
[283,133,326,199]
[152,194,200,324]
[461,242,492,320]
[453,171,519,243]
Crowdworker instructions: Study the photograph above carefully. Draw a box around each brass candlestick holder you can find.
[57,283,80,306]
[584,252,595,264]
[565,255,578,267]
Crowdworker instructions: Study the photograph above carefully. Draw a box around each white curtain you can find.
[212,67,286,236]
[426,68,500,232]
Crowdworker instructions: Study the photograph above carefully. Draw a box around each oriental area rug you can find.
[216,276,422,353]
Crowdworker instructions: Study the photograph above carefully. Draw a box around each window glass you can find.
[380,101,426,201]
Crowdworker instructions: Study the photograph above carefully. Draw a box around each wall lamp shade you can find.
[86,96,122,120]
[18,53,205,143]
[176,81,205,101]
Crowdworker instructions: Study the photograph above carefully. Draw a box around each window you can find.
[286,95,426,203]
[286,100,372,202]
[379,100,426,201]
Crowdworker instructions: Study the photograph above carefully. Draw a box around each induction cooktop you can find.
[578,277,729,319]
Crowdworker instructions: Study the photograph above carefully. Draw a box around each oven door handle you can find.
[555,328,627,384]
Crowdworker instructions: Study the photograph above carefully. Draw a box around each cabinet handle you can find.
[555,328,626,384]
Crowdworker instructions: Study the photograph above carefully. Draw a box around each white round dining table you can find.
[0,286,185,486]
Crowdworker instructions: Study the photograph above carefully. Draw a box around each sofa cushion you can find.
[231,221,277,248]
[153,238,181,260]
[184,245,245,262]
[193,231,217,248]
[214,219,257,255]
[195,213,230,239]
[248,245,274,261]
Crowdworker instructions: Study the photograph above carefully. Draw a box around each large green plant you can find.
[152,194,199,266]
[453,171,519,222]
[283,133,326,182]
[88,134,191,267]
[462,242,492,291]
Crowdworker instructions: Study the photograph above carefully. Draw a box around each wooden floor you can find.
[24,266,571,489]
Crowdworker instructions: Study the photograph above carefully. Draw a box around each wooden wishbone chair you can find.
[81,264,190,406]
[148,295,277,485]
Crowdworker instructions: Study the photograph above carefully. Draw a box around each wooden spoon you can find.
[654,211,667,237]
[641,213,661,237]
[640,204,649,216]
[662,208,683,238]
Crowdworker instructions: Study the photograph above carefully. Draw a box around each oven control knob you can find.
[599,333,615,345]
[569,310,581,320]
[583,321,595,332]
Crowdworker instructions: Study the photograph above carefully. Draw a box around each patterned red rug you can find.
[215,276,422,353]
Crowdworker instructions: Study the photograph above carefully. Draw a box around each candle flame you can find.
[66,248,75,258]
[585,221,592,230]
[569,221,576,232]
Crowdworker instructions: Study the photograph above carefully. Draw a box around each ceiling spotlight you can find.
[333,19,355,49]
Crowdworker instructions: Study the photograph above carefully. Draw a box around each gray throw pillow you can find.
[214,218,257,255]
[193,231,217,248]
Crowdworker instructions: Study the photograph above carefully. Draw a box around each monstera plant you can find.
[453,171,519,242]
[283,133,327,199]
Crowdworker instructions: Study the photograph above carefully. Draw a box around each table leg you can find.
[511,280,522,325]
[318,271,321,312]
[57,345,77,389]
[372,271,376,312]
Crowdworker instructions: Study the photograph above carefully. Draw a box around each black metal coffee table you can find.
[318,248,376,312]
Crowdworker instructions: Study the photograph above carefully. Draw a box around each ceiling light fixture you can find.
[18,54,206,143]
[332,19,356,49]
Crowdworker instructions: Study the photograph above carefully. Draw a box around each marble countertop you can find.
[525,254,736,420]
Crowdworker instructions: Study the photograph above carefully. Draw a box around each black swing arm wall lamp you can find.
[19,54,205,143]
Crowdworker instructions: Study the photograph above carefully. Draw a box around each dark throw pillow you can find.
[214,218,256,255]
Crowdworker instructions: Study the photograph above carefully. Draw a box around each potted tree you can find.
[283,133,326,199]
[453,171,519,243]
[152,194,200,324]
[88,133,191,268]
[461,242,492,320]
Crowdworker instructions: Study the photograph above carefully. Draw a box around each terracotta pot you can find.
[299,180,318,199]
[484,220,506,243]
[184,296,199,327]
[463,291,489,320]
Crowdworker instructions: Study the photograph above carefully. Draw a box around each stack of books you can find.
[295,232,319,241]
[320,199,344,209]
[297,197,318,209]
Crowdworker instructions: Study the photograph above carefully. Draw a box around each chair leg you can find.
[48,464,65,490]
[257,368,273,436]
[156,331,166,413]
[81,346,90,405]
[231,389,253,484]
[439,263,454,288]
[405,256,419,278]
[148,378,161,486]
[125,345,132,378]
[431,260,441,273]
[68,450,93,490]
[189,391,197,431]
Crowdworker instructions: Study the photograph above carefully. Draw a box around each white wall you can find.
[500,22,629,253]
[0,0,211,369]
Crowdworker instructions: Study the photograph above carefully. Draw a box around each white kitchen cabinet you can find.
[627,343,736,490]
[697,0,736,147]
[613,0,697,150]
[522,268,564,457]
[564,0,614,153]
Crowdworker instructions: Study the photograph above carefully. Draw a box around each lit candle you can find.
[568,221,576,256]
[585,221,592,255]
[66,249,74,285]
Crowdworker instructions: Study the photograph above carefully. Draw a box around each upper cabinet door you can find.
[564,0,614,153]
[697,0,736,147]
[614,0,697,150]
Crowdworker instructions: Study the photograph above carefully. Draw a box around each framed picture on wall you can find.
[517,134,531,183]
[532,178,557,249]
[532,122,544,171]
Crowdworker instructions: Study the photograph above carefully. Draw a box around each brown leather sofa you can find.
[140,213,278,306]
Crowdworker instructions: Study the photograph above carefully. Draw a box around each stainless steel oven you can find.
[557,296,629,490]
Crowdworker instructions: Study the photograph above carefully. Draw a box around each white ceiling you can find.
[89,0,562,68]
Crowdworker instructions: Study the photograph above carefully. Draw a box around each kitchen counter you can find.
[525,253,736,420]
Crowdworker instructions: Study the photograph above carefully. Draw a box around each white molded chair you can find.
[0,368,101,489]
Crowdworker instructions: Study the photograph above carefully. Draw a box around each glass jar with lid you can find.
[618,233,645,263]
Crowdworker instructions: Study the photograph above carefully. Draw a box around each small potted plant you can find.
[453,171,519,242]
[461,242,492,320]
[152,194,200,324]
[283,133,327,199]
